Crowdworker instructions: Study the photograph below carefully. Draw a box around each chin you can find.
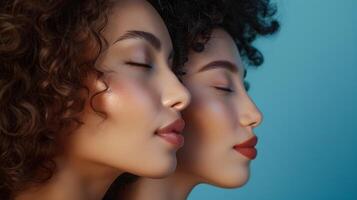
[217,175,250,188]
[138,155,177,179]
[207,167,251,188]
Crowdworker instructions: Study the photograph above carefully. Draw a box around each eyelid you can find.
[125,61,153,69]
[213,86,234,93]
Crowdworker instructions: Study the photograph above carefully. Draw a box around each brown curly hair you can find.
[0,0,115,199]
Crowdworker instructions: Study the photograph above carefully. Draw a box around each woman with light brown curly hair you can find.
[0,0,191,199]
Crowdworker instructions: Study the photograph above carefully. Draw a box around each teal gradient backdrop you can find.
[189,0,357,199]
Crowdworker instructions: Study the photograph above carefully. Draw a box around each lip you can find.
[233,136,258,160]
[156,118,185,148]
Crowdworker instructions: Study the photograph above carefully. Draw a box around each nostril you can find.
[252,114,263,128]
[249,121,257,127]
[239,110,262,128]
[163,74,191,111]
[175,88,191,111]
[250,121,260,128]
[164,91,190,111]
[172,94,190,111]
[171,101,183,109]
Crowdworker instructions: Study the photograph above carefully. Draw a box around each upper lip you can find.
[234,135,258,148]
[156,118,185,135]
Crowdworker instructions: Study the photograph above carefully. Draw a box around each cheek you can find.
[183,91,236,140]
[180,93,233,163]
[71,74,177,175]
[88,74,164,160]
[179,90,249,186]
[104,75,161,126]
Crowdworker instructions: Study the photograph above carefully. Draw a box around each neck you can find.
[121,170,199,200]
[16,156,122,200]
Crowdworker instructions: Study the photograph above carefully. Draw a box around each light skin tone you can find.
[118,28,263,200]
[16,0,190,200]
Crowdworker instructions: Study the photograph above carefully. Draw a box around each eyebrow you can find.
[113,30,161,50]
[198,60,247,78]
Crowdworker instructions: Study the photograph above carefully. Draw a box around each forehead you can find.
[185,28,244,74]
[102,0,172,50]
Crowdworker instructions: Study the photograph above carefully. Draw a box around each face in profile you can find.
[178,28,263,188]
[65,0,190,178]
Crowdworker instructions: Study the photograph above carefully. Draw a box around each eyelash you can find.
[214,81,250,93]
[125,61,153,69]
[214,86,234,93]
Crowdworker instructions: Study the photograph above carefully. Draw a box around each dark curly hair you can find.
[0,0,114,199]
[221,0,280,66]
[103,0,280,199]
[162,0,280,68]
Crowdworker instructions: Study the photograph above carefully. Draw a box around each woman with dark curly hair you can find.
[104,0,280,199]
[0,0,191,199]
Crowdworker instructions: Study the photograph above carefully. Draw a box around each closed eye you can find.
[213,86,234,93]
[125,61,153,69]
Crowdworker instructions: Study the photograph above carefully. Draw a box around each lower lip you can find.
[234,147,257,160]
[157,132,184,148]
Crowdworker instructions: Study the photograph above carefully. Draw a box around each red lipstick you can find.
[156,118,185,148]
[233,136,258,160]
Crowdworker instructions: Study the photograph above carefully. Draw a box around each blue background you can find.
[189,0,357,199]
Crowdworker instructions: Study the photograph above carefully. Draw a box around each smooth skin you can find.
[118,28,263,200]
[16,0,190,200]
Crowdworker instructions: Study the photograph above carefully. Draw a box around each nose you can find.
[238,95,263,128]
[161,72,191,111]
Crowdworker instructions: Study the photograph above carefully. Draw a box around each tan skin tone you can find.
[119,28,263,200]
[16,0,190,200]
